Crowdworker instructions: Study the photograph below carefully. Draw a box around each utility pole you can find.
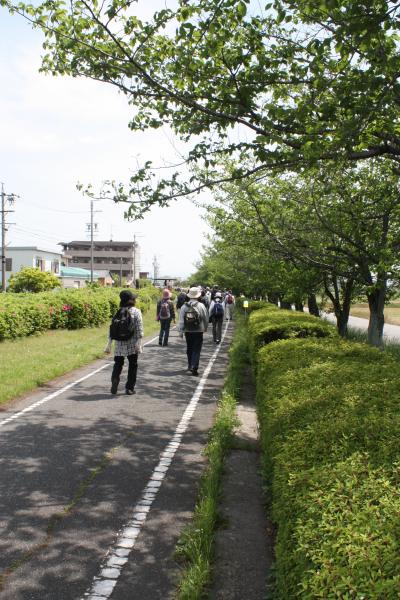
[1,183,17,292]
[133,233,137,288]
[86,199,101,283]
[120,256,123,286]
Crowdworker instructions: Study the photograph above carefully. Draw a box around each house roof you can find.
[94,270,113,279]
[7,246,63,256]
[60,266,100,278]
[59,241,137,247]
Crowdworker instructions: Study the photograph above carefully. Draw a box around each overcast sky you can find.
[0,3,210,278]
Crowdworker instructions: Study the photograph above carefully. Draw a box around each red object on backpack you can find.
[226,294,233,304]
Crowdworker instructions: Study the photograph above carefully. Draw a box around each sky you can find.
[0,2,210,279]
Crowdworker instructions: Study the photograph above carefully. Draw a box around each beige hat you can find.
[188,286,201,299]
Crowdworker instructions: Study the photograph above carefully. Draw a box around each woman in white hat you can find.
[178,286,209,376]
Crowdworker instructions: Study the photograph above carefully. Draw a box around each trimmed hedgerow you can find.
[252,320,400,598]
[235,298,277,313]
[0,287,159,340]
[248,306,335,361]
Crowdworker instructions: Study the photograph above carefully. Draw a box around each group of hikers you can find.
[105,285,236,395]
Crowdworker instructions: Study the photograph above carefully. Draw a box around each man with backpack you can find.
[178,286,209,376]
[224,289,235,320]
[105,290,143,395]
[209,292,225,343]
[156,288,176,346]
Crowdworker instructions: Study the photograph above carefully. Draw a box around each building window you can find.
[35,258,45,271]
[51,260,59,274]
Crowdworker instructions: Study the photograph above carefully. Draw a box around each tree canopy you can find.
[3,0,400,215]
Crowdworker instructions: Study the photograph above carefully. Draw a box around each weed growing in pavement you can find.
[174,320,249,600]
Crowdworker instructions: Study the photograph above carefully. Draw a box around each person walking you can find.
[224,289,235,320]
[199,287,210,310]
[176,289,188,311]
[157,288,176,346]
[209,292,225,343]
[178,286,209,376]
[105,290,144,395]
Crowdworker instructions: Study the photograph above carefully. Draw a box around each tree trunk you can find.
[367,283,386,348]
[295,301,304,312]
[324,275,354,337]
[280,300,292,310]
[307,293,320,317]
[268,293,279,306]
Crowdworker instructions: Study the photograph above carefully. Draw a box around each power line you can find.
[17,198,88,214]
[12,225,64,244]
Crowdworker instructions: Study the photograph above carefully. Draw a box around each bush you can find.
[7,267,61,293]
[248,306,335,361]
[235,298,276,313]
[250,317,400,598]
[0,286,159,340]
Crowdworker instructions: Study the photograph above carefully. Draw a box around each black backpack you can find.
[176,292,187,309]
[110,307,136,341]
[184,302,201,331]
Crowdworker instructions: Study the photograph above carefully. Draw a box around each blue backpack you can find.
[213,302,224,319]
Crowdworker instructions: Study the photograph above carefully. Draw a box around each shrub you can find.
[0,286,159,340]
[253,331,400,598]
[7,267,61,293]
[235,298,276,313]
[248,306,335,361]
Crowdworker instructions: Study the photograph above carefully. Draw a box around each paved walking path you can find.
[210,368,273,600]
[0,323,233,600]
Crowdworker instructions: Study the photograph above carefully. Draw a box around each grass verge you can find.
[174,319,248,600]
[350,301,400,325]
[0,303,160,407]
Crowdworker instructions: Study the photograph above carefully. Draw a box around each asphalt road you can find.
[0,322,233,600]
[323,312,400,342]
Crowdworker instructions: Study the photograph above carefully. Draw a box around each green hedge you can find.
[0,286,160,341]
[248,306,336,361]
[235,298,274,313]
[249,310,400,598]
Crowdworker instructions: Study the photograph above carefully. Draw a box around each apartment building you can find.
[59,240,140,282]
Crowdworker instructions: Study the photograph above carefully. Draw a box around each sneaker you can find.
[191,369,199,377]
[159,340,162,346]
[111,379,119,395]
[163,342,168,346]
[125,389,136,395]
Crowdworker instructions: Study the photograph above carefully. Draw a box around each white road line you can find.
[81,323,230,600]
[0,334,160,430]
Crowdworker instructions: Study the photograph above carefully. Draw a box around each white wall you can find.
[1,248,62,286]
